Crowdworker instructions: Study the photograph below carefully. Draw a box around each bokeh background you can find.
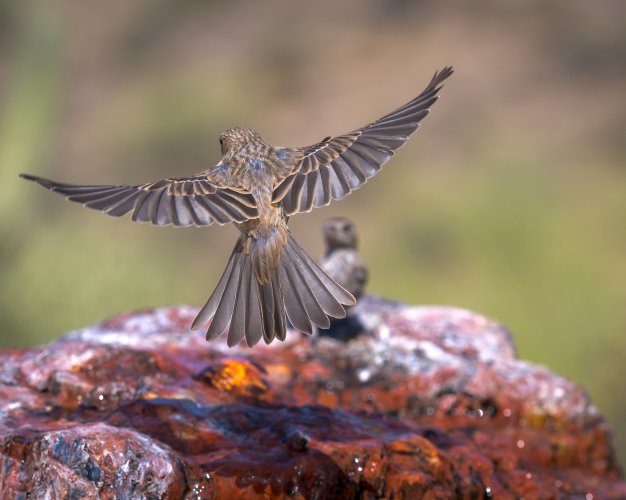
[1,0,625,464]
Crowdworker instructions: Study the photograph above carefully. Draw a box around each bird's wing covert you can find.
[273,66,453,215]
[20,173,257,227]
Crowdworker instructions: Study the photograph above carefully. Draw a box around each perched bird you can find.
[20,66,453,347]
[320,217,368,302]
[316,217,368,341]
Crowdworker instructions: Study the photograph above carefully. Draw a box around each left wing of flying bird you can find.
[273,66,453,215]
[20,173,258,227]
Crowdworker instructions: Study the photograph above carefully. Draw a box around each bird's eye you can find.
[342,223,351,232]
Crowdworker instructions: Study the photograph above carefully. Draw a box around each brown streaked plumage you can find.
[20,66,453,347]
[320,217,368,302]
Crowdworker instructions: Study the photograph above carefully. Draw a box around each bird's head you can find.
[219,127,262,155]
[323,217,358,250]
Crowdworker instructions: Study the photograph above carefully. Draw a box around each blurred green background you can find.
[1,0,625,464]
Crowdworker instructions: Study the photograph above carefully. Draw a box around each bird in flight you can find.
[21,66,453,347]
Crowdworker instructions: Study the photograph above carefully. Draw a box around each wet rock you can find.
[0,298,624,498]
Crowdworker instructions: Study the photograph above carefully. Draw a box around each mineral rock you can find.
[0,297,624,498]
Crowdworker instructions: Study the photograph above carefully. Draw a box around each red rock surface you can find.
[0,297,624,498]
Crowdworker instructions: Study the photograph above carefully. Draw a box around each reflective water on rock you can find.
[0,298,624,498]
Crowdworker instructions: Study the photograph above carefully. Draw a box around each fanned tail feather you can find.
[191,233,355,346]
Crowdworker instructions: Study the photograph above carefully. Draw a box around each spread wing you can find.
[20,173,257,227]
[273,66,453,215]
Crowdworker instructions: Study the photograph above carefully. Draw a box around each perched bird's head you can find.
[323,217,358,250]
[219,127,262,155]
